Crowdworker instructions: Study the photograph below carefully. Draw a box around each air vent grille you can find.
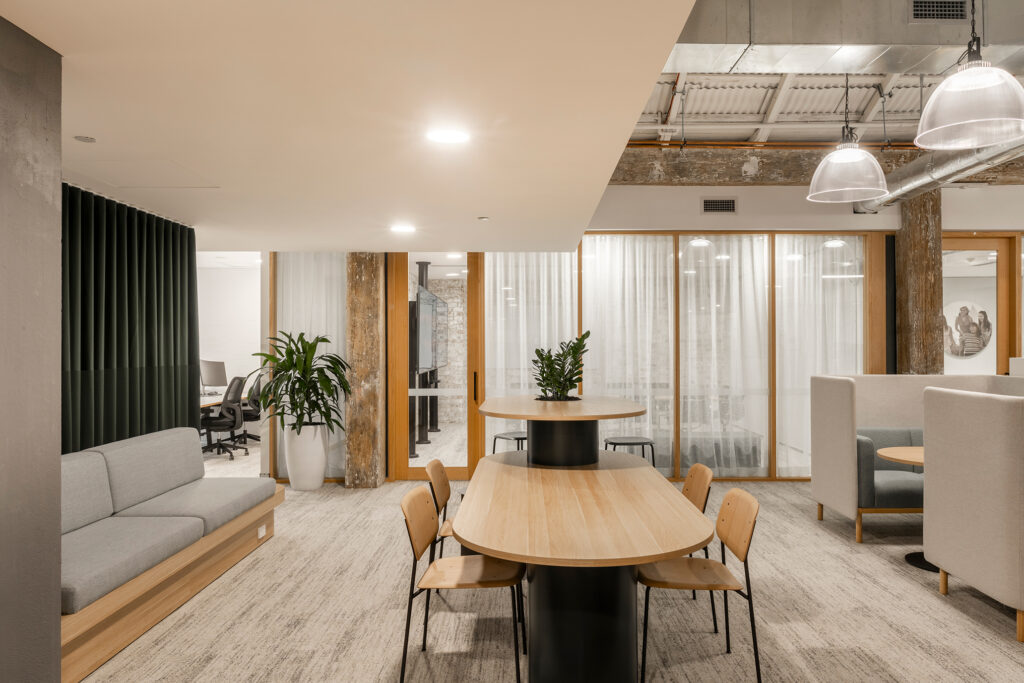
[702,198,736,213]
[912,0,966,21]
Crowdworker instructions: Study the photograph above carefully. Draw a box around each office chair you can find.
[200,376,248,459]
[237,374,262,444]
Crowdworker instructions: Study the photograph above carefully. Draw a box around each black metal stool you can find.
[492,430,527,453]
[604,436,656,468]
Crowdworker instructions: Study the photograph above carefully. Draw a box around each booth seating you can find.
[923,387,1024,642]
[60,428,285,682]
[810,374,1024,542]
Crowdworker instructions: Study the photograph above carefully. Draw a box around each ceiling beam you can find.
[749,73,795,143]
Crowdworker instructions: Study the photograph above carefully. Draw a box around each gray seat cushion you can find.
[875,470,925,508]
[96,428,205,512]
[115,477,277,535]
[61,516,204,614]
[61,451,113,534]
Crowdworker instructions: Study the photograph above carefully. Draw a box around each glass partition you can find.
[583,235,675,476]
[775,235,864,477]
[679,235,771,478]
[484,252,577,454]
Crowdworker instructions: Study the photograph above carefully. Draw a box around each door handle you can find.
[473,372,478,403]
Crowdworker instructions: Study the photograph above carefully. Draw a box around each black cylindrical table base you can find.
[527,419,599,466]
[528,564,637,682]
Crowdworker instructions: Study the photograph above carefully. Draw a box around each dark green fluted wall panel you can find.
[61,184,200,453]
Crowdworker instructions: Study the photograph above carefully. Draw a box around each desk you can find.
[200,392,225,409]
[456,449,713,681]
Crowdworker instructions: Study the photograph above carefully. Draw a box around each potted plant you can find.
[253,332,352,490]
[532,330,590,401]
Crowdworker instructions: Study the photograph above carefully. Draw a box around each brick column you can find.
[896,190,944,374]
[345,253,387,487]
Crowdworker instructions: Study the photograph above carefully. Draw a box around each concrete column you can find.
[896,190,944,374]
[345,253,387,487]
[0,17,61,681]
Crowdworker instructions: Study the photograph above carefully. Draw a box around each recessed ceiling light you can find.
[73,135,96,143]
[447,253,461,259]
[426,128,470,144]
[689,238,711,247]
[477,216,490,221]
[824,239,847,248]
[390,223,416,233]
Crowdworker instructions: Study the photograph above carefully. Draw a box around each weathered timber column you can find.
[896,190,943,374]
[345,253,387,487]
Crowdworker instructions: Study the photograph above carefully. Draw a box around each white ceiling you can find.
[0,1,696,251]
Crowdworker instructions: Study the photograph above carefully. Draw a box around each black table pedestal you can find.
[527,419,599,467]
[528,564,637,683]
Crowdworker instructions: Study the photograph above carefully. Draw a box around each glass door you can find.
[941,237,1013,375]
[387,252,484,480]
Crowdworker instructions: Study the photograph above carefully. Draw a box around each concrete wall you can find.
[0,17,61,682]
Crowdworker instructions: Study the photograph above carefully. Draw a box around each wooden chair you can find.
[424,459,455,559]
[399,486,525,682]
[638,488,762,683]
[681,463,716,621]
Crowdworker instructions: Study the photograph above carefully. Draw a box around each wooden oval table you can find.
[455,449,714,682]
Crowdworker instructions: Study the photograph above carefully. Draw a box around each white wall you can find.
[197,254,263,387]
[589,185,899,231]
[942,186,1024,232]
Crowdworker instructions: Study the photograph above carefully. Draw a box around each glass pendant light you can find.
[807,75,888,203]
[915,0,1024,150]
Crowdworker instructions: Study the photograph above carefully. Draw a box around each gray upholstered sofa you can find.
[811,374,1024,543]
[61,428,284,682]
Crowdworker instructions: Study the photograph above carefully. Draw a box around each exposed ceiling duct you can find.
[668,0,1024,75]
[853,138,1024,212]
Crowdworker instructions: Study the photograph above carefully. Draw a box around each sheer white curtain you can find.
[582,235,675,475]
[679,235,771,477]
[276,252,348,478]
[485,252,577,452]
[775,235,863,477]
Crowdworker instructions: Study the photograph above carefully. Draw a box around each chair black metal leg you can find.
[516,581,527,654]
[492,436,497,454]
[746,565,762,682]
[723,588,731,654]
[641,585,651,683]
[400,562,417,683]
[509,587,521,683]
[421,583,431,652]
[710,590,718,633]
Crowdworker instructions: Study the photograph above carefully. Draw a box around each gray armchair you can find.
[853,428,924,542]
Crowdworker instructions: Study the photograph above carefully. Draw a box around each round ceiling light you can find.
[73,135,96,143]
[689,238,711,247]
[807,142,888,203]
[916,62,1024,150]
[390,223,416,233]
[426,128,470,144]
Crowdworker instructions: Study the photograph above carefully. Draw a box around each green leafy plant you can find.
[252,332,352,434]
[532,330,590,401]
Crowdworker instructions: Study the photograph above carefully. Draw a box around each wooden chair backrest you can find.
[400,486,439,561]
[424,459,451,511]
[715,488,760,563]
[681,463,713,513]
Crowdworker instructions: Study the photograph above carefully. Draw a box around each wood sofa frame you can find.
[61,484,285,682]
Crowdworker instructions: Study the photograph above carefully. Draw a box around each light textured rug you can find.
[85,480,1024,682]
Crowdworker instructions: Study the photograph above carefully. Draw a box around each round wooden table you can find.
[875,446,935,571]
[876,446,924,467]
[467,396,712,682]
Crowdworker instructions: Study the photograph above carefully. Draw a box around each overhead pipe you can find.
[853,138,1024,213]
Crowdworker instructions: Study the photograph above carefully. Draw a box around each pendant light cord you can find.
[841,74,856,144]
[962,0,982,63]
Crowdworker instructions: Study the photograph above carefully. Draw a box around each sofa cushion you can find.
[874,470,924,509]
[61,516,204,614]
[96,428,205,512]
[115,477,277,535]
[61,451,113,534]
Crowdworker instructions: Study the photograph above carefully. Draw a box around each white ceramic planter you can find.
[284,424,328,490]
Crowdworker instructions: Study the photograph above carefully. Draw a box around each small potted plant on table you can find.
[532,330,590,401]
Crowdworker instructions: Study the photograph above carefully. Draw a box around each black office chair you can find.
[200,376,248,459]
[237,374,262,444]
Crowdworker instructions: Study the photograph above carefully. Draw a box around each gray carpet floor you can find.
[85,480,1024,682]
